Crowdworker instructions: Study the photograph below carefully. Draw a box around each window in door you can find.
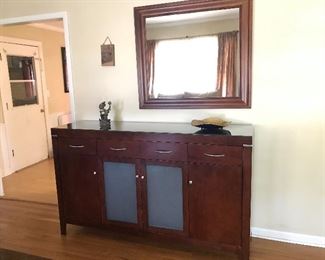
[7,55,38,107]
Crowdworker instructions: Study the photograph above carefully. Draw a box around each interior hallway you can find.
[1,158,57,204]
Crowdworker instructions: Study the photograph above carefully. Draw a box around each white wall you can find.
[0,0,324,240]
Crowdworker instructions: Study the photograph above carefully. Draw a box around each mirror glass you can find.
[134,0,252,109]
[145,8,240,99]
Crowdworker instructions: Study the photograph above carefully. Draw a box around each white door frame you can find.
[0,12,75,196]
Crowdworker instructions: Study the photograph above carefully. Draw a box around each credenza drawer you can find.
[98,140,140,158]
[141,142,187,161]
[188,144,242,165]
[59,138,96,155]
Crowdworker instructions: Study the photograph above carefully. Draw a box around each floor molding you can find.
[251,227,325,248]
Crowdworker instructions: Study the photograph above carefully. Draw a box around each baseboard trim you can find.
[251,227,325,248]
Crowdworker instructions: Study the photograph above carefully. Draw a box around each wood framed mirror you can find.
[134,0,252,109]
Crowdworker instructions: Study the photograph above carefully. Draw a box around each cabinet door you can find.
[189,164,242,246]
[145,164,185,232]
[60,154,101,225]
[103,161,139,226]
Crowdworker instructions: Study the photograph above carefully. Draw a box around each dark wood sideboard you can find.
[51,121,253,259]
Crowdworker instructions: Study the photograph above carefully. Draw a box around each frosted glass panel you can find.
[104,162,137,224]
[146,165,183,230]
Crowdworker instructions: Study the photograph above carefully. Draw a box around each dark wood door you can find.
[189,163,242,246]
[60,154,101,226]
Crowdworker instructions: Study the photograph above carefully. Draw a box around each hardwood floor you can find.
[0,200,324,260]
[1,159,57,204]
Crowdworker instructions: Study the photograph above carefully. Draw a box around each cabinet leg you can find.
[239,246,249,260]
[60,222,67,235]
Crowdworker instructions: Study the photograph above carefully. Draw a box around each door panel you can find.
[189,164,242,246]
[146,164,184,231]
[103,161,138,224]
[60,154,101,225]
[0,42,48,172]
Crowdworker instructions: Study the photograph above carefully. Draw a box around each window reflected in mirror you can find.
[145,8,240,100]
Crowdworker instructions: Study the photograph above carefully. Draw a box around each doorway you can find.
[0,12,74,203]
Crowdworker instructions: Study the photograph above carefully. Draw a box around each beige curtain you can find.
[216,31,239,97]
[145,40,156,98]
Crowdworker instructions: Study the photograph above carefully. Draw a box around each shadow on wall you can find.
[113,100,124,121]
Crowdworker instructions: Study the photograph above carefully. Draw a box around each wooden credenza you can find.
[51,121,253,259]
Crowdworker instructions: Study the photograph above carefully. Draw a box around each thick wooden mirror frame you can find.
[134,0,252,109]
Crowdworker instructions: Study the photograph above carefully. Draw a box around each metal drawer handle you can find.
[69,145,85,149]
[155,150,173,154]
[109,147,127,151]
[204,153,225,158]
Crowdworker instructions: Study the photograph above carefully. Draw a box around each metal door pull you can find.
[109,147,127,151]
[204,153,225,158]
[155,150,173,154]
[69,145,85,148]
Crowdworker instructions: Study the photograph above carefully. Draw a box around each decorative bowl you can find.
[191,117,231,135]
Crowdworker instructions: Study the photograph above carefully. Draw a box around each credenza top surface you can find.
[52,120,253,137]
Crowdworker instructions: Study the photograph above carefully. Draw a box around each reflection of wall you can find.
[1,0,325,244]
[0,24,70,118]
[146,18,239,40]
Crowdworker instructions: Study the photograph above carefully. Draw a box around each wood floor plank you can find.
[2,159,57,204]
[0,199,324,260]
